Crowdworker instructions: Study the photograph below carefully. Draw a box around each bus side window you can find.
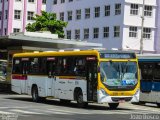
[29,58,40,74]
[12,59,21,74]
[140,64,148,80]
[39,57,47,75]
[55,58,63,75]
[147,64,154,79]
[46,58,57,77]
[154,63,160,80]
[140,63,154,80]
[75,58,86,76]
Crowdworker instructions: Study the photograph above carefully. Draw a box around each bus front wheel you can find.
[76,91,88,108]
[157,103,160,108]
[108,103,119,109]
[32,86,40,102]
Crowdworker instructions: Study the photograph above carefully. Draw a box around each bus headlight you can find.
[132,89,140,102]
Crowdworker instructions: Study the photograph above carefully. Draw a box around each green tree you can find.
[26,11,68,38]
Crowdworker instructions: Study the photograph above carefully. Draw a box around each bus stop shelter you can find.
[0,32,102,60]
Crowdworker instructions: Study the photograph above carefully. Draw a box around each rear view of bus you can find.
[98,51,140,108]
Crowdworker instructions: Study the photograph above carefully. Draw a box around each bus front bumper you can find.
[97,89,140,103]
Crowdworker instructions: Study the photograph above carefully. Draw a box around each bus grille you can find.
[111,97,132,102]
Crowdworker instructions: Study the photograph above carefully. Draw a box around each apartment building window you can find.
[53,0,57,4]
[13,28,20,33]
[66,30,71,39]
[0,11,2,20]
[103,27,109,38]
[14,10,21,19]
[61,0,65,3]
[129,26,137,38]
[130,4,138,15]
[76,9,81,20]
[28,0,34,3]
[144,6,152,17]
[105,5,110,16]
[67,11,72,21]
[27,11,34,20]
[84,28,89,39]
[4,28,7,35]
[59,12,64,21]
[42,0,46,4]
[143,28,151,39]
[115,3,121,15]
[69,0,73,2]
[93,28,99,38]
[94,7,100,18]
[85,8,90,19]
[5,10,8,19]
[75,29,80,39]
[114,26,120,37]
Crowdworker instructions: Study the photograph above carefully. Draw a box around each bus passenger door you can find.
[21,60,30,94]
[46,58,56,97]
[86,57,98,102]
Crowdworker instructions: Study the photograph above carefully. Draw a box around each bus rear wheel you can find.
[76,91,88,108]
[60,99,71,104]
[108,103,119,109]
[32,86,40,102]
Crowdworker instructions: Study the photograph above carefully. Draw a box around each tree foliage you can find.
[26,11,68,38]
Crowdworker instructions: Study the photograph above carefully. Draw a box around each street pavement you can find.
[0,94,160,120]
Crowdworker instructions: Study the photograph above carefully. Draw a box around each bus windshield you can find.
[100,61,138,90]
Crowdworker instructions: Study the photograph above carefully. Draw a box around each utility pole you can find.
[140,0,145,54]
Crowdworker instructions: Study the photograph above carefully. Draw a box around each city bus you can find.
[138,54,160,107]
[0,59,7,81]
[11,49,140,109]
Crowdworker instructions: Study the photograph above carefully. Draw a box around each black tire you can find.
[157,103,160,108]
[40,97,46,102]
[139,101,146,105]
[132,101,145,105]
[76,91,88,108]
[60,99,71,104]
[32,86,40,102]
[108,103,119,109]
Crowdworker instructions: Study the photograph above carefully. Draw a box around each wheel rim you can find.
[77,94,83,103]
[33,88,37,100]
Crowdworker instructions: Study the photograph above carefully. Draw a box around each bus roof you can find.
[13,50,99,58]
[13,49,136,58]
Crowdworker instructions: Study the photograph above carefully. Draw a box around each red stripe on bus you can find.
[12,75,27,80]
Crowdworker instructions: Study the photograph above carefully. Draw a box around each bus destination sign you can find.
[100,53,135,59]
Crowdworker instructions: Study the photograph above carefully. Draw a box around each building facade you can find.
[0,0,46,36]
[47,0,157,53]
[155,0,160,53]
